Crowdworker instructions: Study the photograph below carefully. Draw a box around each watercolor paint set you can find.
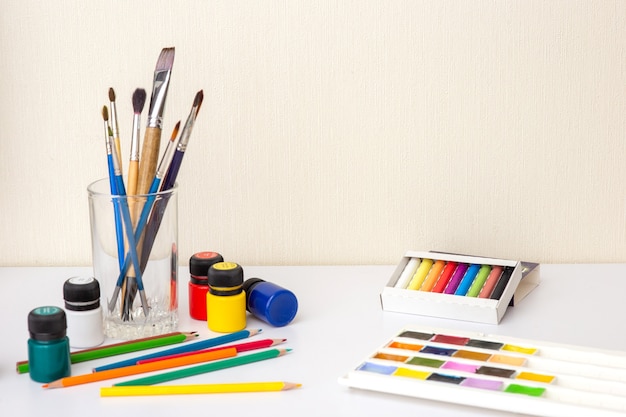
[339,325,626,417]
[380,251,539,324]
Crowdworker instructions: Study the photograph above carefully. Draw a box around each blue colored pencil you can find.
[93,328,261,372]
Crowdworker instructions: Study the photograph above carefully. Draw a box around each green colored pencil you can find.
[114,348,291,386]
[16,331,197,374]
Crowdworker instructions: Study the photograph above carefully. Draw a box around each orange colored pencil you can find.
[43,347,237,389]
[137,338,286,365]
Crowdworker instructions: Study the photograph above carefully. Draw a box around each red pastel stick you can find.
[432,262,458,293]
[136,338,286,365]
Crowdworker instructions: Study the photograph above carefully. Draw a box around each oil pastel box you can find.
[380,251,539,324]
[338,325,626,417]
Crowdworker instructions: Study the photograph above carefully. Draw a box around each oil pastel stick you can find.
[466,265,492,297]
[394,258,420,288]
[443,263,468,294]
[431,261,458,293]
[478,265,503,298]
[407,259,433,290]
[454,264,481,296]
[418,260,446,292]
[489,266,514,300]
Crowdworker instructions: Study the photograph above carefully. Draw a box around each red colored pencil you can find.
[136,338,286,365]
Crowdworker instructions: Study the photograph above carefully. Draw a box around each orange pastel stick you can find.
[419,260,446,291]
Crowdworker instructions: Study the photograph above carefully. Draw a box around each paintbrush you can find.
[115,121,180,317]
[121,88,147,318]
[139,90,203,271]
[136,47,175,196]
[127,88,147,198]
[105,110,149,318]
[109,88,123,174]
[102,106,125,270]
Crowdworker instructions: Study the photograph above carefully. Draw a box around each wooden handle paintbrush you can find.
[120,88,147,318]
[136,47,175,196]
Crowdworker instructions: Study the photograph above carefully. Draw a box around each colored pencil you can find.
[101,381,301,397]
[43,347,237,389]
[114,348,291,387]
[16,331,197,374]
[136,47,175,196]
[139,90,203,272]
[137,338,286,365]
[93,328,261,372]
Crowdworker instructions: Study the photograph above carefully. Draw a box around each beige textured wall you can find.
[1,1,625,266]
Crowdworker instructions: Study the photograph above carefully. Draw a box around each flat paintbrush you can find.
[136,47,175,196]
[140,90,203,271]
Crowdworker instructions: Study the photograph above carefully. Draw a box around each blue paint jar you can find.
[27,306,71,383]
[242,278,298,327]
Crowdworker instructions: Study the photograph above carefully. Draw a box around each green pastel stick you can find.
[466,265,492,297]
[16,332,196,374]
[115,348,290,386]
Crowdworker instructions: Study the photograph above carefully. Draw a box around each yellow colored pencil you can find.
[100,381,302,397]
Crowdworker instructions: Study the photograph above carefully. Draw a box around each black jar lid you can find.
[28,306,67,341]
[63,276,100,311]
[189,252,224,283]
[208,262,243,295]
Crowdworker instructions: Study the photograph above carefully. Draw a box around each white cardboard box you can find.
[380,251,538,324]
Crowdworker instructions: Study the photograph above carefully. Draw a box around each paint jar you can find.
[63,276,104,348]
[27,306,71,383]
[88,178,178,340]
[206,262,246,333]
[189,251,224,321]
[242,278,298,327]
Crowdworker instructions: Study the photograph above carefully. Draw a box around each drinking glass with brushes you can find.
[87,47,204,339]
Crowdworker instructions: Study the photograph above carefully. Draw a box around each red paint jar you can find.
[188,251,223,320]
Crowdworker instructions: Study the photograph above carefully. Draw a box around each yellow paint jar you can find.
[206,262,246,333]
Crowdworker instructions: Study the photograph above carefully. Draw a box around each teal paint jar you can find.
[27,306,71,383]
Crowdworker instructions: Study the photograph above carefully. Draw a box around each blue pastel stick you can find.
[92,328,261,372]
[454,264,481,296]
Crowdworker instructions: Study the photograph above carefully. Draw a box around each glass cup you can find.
[87,178,178,339]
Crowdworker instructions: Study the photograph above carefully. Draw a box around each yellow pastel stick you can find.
[418,260,446,291]
[407,259,433,290]
[100,381,301,397]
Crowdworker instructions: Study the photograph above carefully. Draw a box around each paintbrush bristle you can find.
[109,87,116,102]
[171,121,181,141]
[193,90,204,111]
[155,47,175,71]
[102,105,109,121]
[132,88,147,114]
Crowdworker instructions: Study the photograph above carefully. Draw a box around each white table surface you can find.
[1,264,625,417]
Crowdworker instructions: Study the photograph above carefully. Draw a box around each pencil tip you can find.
[102,105,109,121]
[108,87,116,102]
[283,382,302,390]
